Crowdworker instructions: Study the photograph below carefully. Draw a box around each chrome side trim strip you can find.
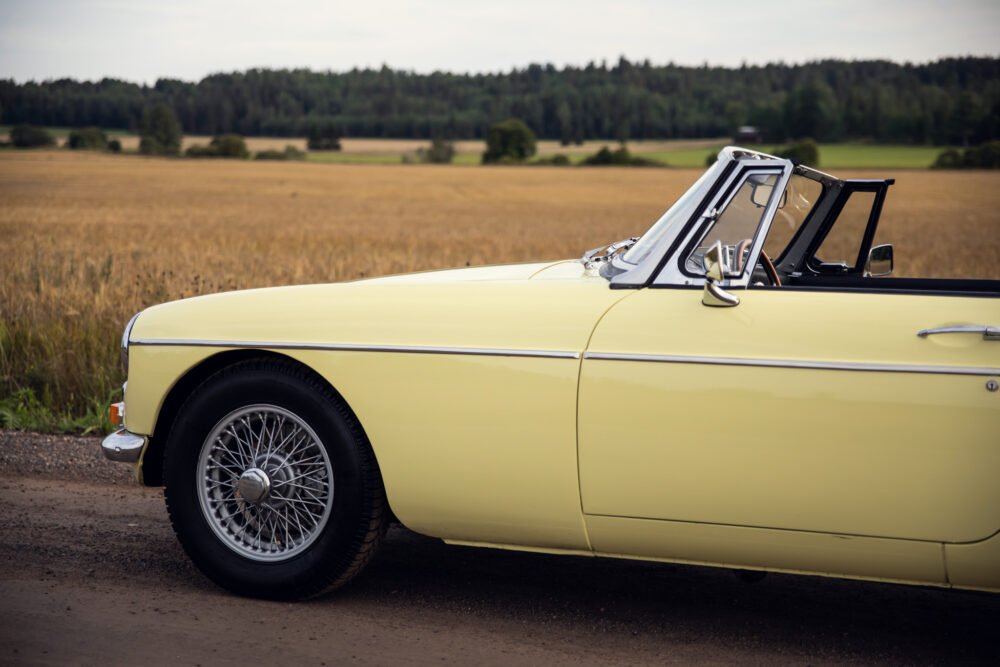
[130,338,580,360]
[583,351,1000,377]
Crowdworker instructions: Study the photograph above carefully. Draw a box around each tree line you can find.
[2,57,997,144]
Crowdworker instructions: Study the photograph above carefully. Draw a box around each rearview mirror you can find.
[865,244,893,277]
[749,179,787,209]
[702,241,740,307]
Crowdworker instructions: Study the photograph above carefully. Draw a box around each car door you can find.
[577,158,1000,548]
[578,285,1000,544]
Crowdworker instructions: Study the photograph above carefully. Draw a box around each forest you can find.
[1,57,998,145]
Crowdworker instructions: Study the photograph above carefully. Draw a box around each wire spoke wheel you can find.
[165,361,387,598]
[197,404,334,562]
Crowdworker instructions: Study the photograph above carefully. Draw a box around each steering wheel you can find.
[735,238,782,287]
[758,250,782,287]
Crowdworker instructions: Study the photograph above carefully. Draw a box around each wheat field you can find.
[1,150,998,422]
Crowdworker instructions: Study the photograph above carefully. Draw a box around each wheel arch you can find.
[140,350,378,492]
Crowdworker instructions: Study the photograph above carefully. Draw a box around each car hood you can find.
[130,260,631,354]
[363,260,567,283]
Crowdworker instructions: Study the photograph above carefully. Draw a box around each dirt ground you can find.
[1,432,998,666]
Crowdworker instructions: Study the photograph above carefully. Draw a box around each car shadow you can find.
[334,525,1000,664]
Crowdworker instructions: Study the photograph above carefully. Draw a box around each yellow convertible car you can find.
[103,147,999,599]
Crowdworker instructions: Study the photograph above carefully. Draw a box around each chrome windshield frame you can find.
[607,154,731,287]
[664,160,792,288]
[609,146,795,289]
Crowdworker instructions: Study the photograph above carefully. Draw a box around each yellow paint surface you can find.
[580,288,1000,543]
[121,263,1000,591]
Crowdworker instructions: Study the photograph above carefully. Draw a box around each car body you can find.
[104,147,1000,599]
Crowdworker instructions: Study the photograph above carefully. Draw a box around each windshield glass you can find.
[683,172,781,276]
[621,158,726,265]
[763,173,824,260]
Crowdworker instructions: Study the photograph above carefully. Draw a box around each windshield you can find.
[621,158,726,265]
[762,173,824,261]
[683,172,781,276]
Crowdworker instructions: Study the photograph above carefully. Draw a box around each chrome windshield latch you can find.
[581,237,640,270]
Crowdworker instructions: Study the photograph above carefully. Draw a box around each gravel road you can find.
[1,430,998,666]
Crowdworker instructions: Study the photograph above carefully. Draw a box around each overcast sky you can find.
[1,0,997,83]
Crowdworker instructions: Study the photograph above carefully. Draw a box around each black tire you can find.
[163,359,387,600]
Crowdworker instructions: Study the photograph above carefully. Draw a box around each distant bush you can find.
[185,134,249,159]
[966,142,1000,168]
[482,118,536,164]
[580,145,660,167]
[416,138,455,164]
[306,121,342,151]
[184,144,215,158]
[933,142,1000,169]
[10,124,55,148]
[107,138,122,153]
[254,145,306,161]
[932,148,962,169]
[210,134,249,158]
[139,104,182,156]
[773,138,820,167]
[491,155,526,165]
[580,146,620,166]
[66,127,108,150]
[533,154,571,166]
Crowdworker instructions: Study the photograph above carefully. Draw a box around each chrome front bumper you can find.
[101,429,146,463]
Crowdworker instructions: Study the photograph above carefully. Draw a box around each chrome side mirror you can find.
[865,244,893,277]
[702,241,740,307]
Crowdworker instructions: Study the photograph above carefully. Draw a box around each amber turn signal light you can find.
[109,401,124,426]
